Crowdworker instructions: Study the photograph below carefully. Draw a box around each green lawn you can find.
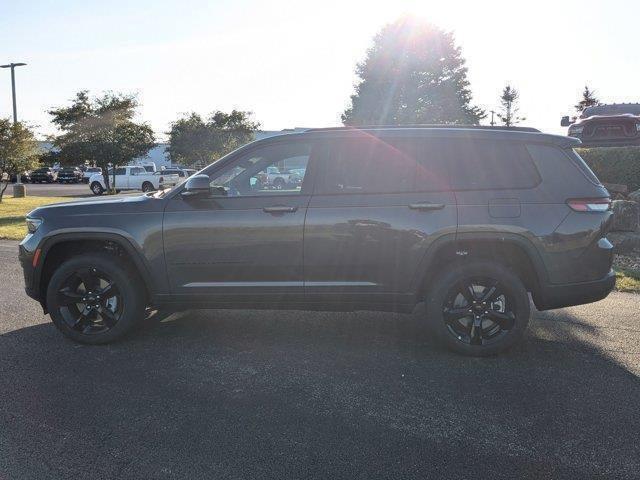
[615,268,640,294]
[0,196,70,240]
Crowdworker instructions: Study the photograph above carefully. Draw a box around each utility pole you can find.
[490,110,496,127]
[1,62,27,192]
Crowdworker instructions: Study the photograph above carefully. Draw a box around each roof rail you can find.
[305,124,540,133]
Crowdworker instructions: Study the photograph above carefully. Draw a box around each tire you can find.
[141,182,154,193]
[426,261,530,357]
[46,253,146,344]
[273,177,286,189]
[90,182,104,195]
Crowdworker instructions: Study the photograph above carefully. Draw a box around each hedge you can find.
[577,146,640,192]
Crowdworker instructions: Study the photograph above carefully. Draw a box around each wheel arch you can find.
[414,232,549,300]
[36,231,156,308]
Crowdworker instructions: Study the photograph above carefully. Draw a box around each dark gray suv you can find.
[18,126,615,356]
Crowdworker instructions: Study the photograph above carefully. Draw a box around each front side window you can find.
[207,141,312,197]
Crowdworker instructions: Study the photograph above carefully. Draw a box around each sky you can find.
[1,0,639,140]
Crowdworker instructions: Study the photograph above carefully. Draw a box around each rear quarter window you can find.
[447,140,540,190]
[564,149,602,186]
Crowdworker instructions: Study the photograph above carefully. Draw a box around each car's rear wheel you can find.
[90,182,104,195]
[46,253,146,344]
[426,261,530,356]
[141,182,154,193]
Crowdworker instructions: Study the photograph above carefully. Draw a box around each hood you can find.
[28,194,159,219]
[576,113,640,124]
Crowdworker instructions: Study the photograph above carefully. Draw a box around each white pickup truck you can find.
[88,166,180,195]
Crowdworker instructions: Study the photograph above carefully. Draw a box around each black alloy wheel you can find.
[442,277,515,346]
[47,253,146,344]
[426,261,530,356]
[56,267,122,335]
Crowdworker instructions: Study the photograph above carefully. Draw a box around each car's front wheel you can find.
[46,253,146,344]
[90,182,104,195]
[141,182,154,193]
[426,261,530,356]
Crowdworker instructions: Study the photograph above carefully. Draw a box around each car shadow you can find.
[1,304,639,479]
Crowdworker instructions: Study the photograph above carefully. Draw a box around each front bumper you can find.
[534,269,616,311]
[18,242,40,302]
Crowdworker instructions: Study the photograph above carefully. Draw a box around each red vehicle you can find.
[561,103,640,147]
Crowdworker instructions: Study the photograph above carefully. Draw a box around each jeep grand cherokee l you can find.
[18,126,615,356]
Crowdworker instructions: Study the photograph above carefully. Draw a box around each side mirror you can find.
[561,116,573,127]
[181,174,211,197]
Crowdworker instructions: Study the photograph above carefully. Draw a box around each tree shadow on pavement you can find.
[1,304,639,479]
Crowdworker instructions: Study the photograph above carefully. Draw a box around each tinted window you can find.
[115,168,126,176]
[565,149,601,185]
[316,137,449,194]
[317,137,417,194]
[447,140,540,190]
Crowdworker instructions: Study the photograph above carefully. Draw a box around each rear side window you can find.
[317,137,415,194]
[447,140,540,190]
[316,136,450,194]
[565,149,602,185]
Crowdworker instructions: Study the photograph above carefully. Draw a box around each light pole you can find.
[0,62,27,124]
[1,62,27,192]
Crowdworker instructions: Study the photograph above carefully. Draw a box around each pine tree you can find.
[575,86,600,113]
[342,17,484,126]
[497,85,525,127]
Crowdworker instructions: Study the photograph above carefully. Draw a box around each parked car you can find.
[57,167,83,183]
[88,165,180,195]
[160,168,196,178]
[19,126,615,356]
[81,167,102,183]
[29,167,57,183]
[9,170,31,183]
[561,103,640,147]
[257,166,303,189]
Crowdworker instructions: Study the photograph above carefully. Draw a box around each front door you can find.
[163,139,318,305]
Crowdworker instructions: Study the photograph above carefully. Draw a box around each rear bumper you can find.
[534,269,616,311]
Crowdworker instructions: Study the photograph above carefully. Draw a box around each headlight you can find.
[26,217,42,234]
[570,126,584,134]
[636,123,640,132]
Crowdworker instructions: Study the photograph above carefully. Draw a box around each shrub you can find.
[577,146,640,192]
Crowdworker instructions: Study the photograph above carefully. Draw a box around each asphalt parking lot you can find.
[0,240,639,479]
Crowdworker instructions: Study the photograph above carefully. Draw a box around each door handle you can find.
[408,202,445,211]
[263,205,298,213]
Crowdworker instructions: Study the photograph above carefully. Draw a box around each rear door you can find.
[303,134,456,307]
[113,167,129,189]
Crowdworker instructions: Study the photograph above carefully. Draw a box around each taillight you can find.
[159,176,164,182]
[566,197,611,212]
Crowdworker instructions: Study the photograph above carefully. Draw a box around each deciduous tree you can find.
[167,110,260,168]
[0,119,40,203]
[48,91,155,192]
